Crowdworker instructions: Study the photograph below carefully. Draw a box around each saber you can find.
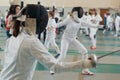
[98,49,120,59]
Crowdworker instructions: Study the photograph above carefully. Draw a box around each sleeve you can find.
[56,16,69,28]
[29,38,93,73]
[30,38,58,69]
[96,14,102,22]
[80,19,99,28]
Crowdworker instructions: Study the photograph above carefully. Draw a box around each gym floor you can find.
[0,27,120,80]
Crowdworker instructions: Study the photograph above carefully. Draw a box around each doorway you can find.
[100,9,109,25]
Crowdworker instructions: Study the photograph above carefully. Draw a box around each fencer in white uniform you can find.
[115,13,120,37]
[55,7,99,75]
[88,9,102,50]
[103,13,114,33]
[0,12,98,80]
[44,11,60,57]
[81,12,89,35]
[107,14,114,31]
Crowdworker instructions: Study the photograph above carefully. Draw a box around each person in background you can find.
[103,10,109,34]
[44,11,60,58]
[5,5,20,38]
[115,12,120,37]
[82,11,89,36]
[107,13,114,31]
[88,8,102,50]
[54,8,62,35]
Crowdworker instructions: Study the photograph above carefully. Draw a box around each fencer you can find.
[88,9,102,50]
[103,13,114,33]
[44,11,60,58]
[0,11,98,80]
[82,12,89,36]
[115,13,120,37]
[106,13,114,31]
[54,7,100,75]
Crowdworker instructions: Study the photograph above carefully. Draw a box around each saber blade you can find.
[98,50,120,59]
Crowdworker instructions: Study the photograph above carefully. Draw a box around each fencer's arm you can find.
[30,38,57,68]
[30,37,93,73]
[56,17,69,28]
[80,20,99,28]
[95,14,102,22]
[80,14,102,28]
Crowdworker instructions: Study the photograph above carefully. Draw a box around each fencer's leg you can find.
[90,33,96,50]
[90,28,98,49]
[90,32,94,46]
[71,39,88,59]
[57,39,69,61]
[81,54,98,75]
[50,39,69,75]
[115,25,119,37]
[103,29,106,34]
[72,41,91,75]
[51,38,61,58]
[50,39,59,74]
[81,68,94,75]
[71,39,95,75]
[44,36,51,50]
[93,35,96,48]
[115,30,119,37]
[85,27,89,36]
[110,25,113,31]
[50,65,56,75]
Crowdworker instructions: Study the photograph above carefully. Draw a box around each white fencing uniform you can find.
[88,14,102,48]
[44,17,60,53]
[81,15,89,35]
[56,15,98,61]
[56,15,88,61]
[115,15,120,36]
[0,28,95,80]
[55,15,99,75]
[107,15,114,30]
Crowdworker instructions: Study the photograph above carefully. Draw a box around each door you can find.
[100,9,109,25]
